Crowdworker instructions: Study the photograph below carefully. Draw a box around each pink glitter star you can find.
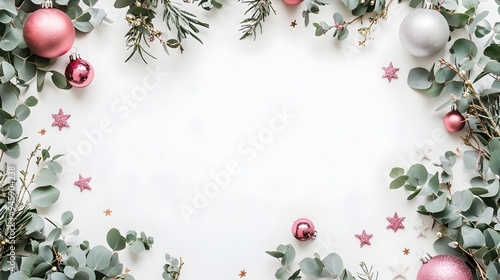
[382,62,399,83]
[74,175,92,192]
[354,230,373,247]
[51,109,71,131]
[387,212,406,232]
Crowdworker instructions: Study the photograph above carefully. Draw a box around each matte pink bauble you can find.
[291,218,316,241]
[443,110,465,132]
[282,0,303,5]
[23,8,75,58]
[65,53,94,88]
[417,254,472,280]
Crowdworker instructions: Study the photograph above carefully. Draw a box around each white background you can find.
[11,0,499,279]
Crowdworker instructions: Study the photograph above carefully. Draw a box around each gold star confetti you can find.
[403,248,410,255]
[124,268,131,274]
[38,129,47,135]
[290,20,297,28]
[239,269,247,278]
[103,209,112,216]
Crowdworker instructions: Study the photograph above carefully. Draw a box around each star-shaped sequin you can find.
[104,209,112,216]
[387,212,405,232]
[382,62,399,83]
[51,109,71,131]
[239,269,247,278]
[414,220,430,237]
[354,230,373,247]
[38,129,47,135]
[291,20,297,28]
[389,261,409,279]
[74,174,92,192]
[403,248,410,255]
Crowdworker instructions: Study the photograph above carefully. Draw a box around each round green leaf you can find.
[1,119,22,139]
[14,104,30,121]
[5,142,20,158]
[424,193,447,213]
[35,168,57,186]
[31,185,60,208]
[87,245,112,270]
[50,71,70,89]
[461,225,485,249]
[0,61,15,82]
[322,253,343,278]
[61,211,74,226]
[24,96,38,107]
[299,257,322,277]
[407,67,432,90]
[106,228,126,251]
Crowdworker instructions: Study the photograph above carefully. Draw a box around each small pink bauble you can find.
[291,218,316,241]
[282,0,303,5]
[417,254,473,280]
[23,8,75,58]
[443,110,465,132]
[65,53,94,88]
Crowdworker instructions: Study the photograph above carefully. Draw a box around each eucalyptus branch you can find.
[239,0,276,40]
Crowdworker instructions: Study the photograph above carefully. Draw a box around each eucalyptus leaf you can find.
[61,211,74,226]
[114,0,135,8]
[0,25,22,51]
[1,119,22,139]
[461,225,485,249]
[407,67,432,90]
[31,185,60,208]
[425,81,445,97]
[321,253,343,278]
[5,142,20,158]
[298,258,322,277]
[86,245,112,270]
[34,168,57,186]
[106,228,127,251]
[14,104,30,121]
[424,193,447,213]
[489,150,500,175]
[0,61,16,82]
[24,96,38,107]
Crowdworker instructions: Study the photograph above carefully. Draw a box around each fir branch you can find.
[357,261,378,280]
[119,0,209,62]
[239,0,276,40]
[439,59,500,143]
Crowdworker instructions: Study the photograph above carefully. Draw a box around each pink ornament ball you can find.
[417,254,473,280]
[65,55,94,88]
[282,0,303,5]
[443,110,465,132]
[23,8,75,58]
[291,218,316,241]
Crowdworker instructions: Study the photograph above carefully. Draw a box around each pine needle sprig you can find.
[161,0,210,51]
[357,261,378,280]
[239,0,276,40]
[117,0,209,62]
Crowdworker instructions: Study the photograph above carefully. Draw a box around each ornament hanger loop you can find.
[41,0,53,9]
[69,48,81,61]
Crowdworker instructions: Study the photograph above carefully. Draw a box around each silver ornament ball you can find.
[399,8,449,57]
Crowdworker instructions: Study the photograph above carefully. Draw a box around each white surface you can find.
[10,1,498,279]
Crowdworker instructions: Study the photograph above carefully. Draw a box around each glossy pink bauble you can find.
[282,0,303,5]
[443,110,465,132]
[23,8,75,58]
[417,254,472,280]
[65,54,94,88]
[291,218,316,241]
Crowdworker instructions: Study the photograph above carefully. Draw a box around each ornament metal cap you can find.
[420,253,433,264]
[422,0,435,9]
[41,0,53,8]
